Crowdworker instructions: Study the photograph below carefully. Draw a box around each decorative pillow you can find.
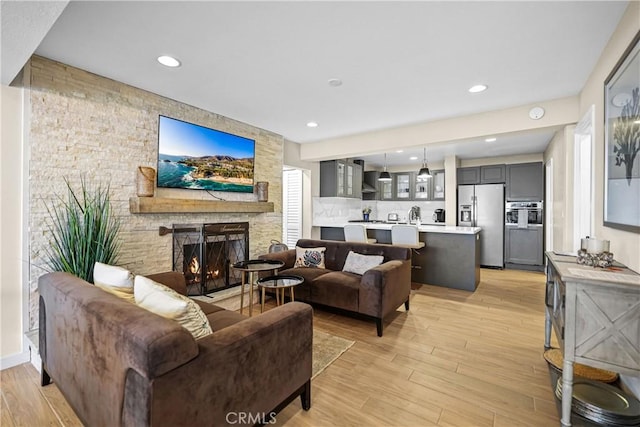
[93,262,135,303]
[294,246,326,268]
[134,275,213,340]
[342,251,384,275]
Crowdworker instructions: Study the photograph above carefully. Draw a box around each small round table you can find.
[256,275,304,313]
[231,260,284,316]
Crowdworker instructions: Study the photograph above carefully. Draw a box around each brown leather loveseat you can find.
[38,271,312,426]
[260,239,411,336]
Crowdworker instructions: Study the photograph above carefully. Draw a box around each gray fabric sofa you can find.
[38,271,313,427]
[260,239,411,336]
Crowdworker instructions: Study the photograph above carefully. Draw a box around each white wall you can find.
[576,2,640,398]
[0,84,28,368]
[444,155,459,226]
[283,139,319,240]
[544,125,576,253]
[579,2,640,273]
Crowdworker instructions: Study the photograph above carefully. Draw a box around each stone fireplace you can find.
[26,56,283,331]
[171,222,249,295]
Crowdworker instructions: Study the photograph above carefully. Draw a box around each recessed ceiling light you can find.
[157,55,181,67]
[306,122,318,128]
[328,78,343,87]
[409,156,418,160]
[485,137,497,142]
[468,84,488,93]
[396,150,404,153]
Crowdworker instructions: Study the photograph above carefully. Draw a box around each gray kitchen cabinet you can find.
[504,225,543,265]
[320,160,363,198]
[432,170,445,200]
[377,172,412,200]
[414,173,432,200]
[379,175,394,200]
[352,162,363,199]
[369,171,441,201]
[319,160,343,197]
[394,172,413,200]
[480,164,506,184]
[506,162,543,201]
[457,167,480,185]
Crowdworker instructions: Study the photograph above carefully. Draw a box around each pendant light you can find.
[418,147,431,178]
[378,153,392,181]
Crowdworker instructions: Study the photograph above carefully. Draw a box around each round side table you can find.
[231,260,284,316]
[256,275,304,313]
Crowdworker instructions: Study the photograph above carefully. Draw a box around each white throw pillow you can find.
[294,246,326,268]
[342,251,384,275]
[93,262,135,303]
[134,275,213,340]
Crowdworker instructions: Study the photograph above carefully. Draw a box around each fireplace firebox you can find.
[171,222,249,295]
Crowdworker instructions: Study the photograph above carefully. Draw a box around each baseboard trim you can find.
[25,329,41,373]
[0,350,30,370]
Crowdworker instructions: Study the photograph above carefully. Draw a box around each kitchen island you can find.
[317,222,481,291]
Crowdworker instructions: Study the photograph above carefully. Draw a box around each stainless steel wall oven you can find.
[505,201,543,226]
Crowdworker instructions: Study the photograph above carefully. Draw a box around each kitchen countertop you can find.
[314,221,481,235]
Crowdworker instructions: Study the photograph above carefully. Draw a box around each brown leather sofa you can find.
[259,239,411,336]
[38,271,312,427]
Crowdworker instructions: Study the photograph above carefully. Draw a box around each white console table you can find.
[544,252,640,426]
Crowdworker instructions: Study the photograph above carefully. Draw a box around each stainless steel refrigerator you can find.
[458,184,505,268]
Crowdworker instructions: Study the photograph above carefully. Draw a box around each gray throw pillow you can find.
[342,251,383,275]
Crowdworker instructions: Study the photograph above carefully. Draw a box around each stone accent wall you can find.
[27,56,283,329]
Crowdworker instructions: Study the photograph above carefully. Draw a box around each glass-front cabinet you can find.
[379,178,393,200]
[336,162,346,196]
[345,163,354,197]
[319,159,362,198]
[414,174,431,200]
[432,170,445,200]
[395,173,412,199]
[373,169,446,201]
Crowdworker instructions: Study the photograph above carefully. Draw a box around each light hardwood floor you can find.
[1,269,559,426]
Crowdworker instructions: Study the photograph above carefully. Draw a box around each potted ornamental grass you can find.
[44,177,121,283]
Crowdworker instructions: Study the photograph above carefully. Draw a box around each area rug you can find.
[312,330,355,379]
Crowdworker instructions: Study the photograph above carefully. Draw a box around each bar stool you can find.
[391,224,424,274]
[391,224,425,249]
[344,224,377,244]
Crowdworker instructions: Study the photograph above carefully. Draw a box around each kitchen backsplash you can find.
[371,200,446,224]
[312,197,363,226]
[313,197,446,226]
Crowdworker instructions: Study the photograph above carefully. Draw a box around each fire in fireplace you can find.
[171,223,249,295]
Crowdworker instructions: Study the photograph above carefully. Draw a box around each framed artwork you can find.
[604,30,640,233]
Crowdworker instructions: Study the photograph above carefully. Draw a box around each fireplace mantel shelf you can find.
[129,197,274,214]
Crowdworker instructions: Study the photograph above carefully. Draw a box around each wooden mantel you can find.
[129,197,274,214]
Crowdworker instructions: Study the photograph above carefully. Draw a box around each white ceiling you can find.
[3,1,629,164]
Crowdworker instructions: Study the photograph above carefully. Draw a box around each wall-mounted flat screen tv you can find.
[157,115,255,193]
